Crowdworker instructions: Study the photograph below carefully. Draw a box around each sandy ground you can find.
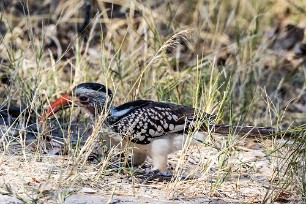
[0,133,301,203]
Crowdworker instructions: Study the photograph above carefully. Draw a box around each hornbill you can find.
[41,82,288,173]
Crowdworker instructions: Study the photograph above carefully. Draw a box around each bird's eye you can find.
[79,96,89,102]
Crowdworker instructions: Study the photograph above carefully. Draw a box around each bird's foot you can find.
[137,169,172,184]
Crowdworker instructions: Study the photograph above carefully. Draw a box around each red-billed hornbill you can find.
[41,82,282,173]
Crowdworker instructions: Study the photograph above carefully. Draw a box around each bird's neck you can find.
[90,102,131,124]
[89,105,116,119]
[85,103,113,120]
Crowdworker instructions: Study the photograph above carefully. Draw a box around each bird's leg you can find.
[151,153,172,177]
[127,152,148,177]
[131,152,147,166]
[137,139,173,183]
[151,153,168,172]
[150,137,172,172]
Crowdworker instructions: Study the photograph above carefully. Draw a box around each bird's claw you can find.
[137,169,172,184]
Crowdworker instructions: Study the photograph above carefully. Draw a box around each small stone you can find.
[79,187,97,194]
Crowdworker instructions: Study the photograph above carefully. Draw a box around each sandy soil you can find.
[0,133,300,203]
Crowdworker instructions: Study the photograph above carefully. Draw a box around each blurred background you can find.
[0,0,306,128]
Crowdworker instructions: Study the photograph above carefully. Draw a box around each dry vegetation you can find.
[0,0,306,203]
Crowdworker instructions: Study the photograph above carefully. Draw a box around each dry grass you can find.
[0,0,306,203]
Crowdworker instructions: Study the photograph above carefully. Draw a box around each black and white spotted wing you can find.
[108,100,215,144]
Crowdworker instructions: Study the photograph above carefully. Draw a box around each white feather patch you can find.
[111,108,131,118]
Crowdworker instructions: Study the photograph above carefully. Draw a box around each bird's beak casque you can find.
[40,93,72,122]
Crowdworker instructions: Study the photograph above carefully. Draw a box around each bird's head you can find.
[41,83,113,122]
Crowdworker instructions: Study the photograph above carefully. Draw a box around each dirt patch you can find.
[0,135,301,203]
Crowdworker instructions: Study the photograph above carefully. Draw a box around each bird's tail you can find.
[206,124,292,137]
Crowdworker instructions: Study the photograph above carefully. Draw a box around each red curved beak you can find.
[40,93,72,122]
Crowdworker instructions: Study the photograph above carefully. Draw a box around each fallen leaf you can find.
[274,191,291,202]
[32,177,40,183]
[245,141,261,150]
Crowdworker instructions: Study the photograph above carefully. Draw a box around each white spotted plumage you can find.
[51,83,216,172]
[46,83,280,173]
